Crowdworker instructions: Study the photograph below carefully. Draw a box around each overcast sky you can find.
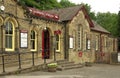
[58,0,120,14]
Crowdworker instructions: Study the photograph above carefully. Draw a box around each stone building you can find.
[0,0,118,64]
[46,4,118,63]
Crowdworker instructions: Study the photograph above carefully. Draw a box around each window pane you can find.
[56,42,59,50]
[31,31,35,39]
[33,31,35,39]
[56,35,60,51]
[77,25,81,49]
[9,23,13,34]
[5,36,12,48]
[5,22,13,34]
[87,39,90,49]
[31,30,36,50]
[31,40,35,49]
[56,35,59,41]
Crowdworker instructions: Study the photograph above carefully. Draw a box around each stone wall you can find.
[67,9,118,64]
[0,0,65,64]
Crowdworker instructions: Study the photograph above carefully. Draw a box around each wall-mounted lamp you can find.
[44,26,47,30]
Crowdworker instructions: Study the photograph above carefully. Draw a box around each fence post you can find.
[18,53,21,69]
[54,48,56,61]
[2,55,5,73]
[32,52,35,66]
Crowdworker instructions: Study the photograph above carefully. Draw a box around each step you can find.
[61,62,80,67]
[57,63,84,71]
[58,61,74,65]
[56,60,68,64]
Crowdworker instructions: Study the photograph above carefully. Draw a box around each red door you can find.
[42,29,50,59]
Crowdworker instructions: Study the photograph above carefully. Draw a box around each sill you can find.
[31,50,37,52]
[56,51,60,53]
[5,49,14,51]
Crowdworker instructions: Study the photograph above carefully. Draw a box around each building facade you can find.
[0,0,118,64]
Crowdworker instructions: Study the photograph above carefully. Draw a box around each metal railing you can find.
[0,48,57,73]
[0,52,41,73]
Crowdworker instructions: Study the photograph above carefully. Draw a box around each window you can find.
[85,33,91,50]
[77,25,82,50]
[86,39,91,50]
[30,30,37,51]
[5,21,15,51]
[73,31,76,49]
[95,35,99,51]
[84,33,87,50]
[56,34,60,52]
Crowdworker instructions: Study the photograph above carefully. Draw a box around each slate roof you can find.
[91,21,110,34]
[46,5,110,34]
[27,5,110,34]
[45,5,83,22]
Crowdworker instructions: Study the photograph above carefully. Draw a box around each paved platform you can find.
[14,64,120,78]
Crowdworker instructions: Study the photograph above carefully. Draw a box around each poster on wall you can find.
[69,36,73,48]
[20,30,28,48]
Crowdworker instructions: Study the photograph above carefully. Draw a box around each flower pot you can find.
[48,67,57,72]
[47,63,57,72]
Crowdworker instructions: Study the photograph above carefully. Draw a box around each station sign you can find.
[27,7,59,21]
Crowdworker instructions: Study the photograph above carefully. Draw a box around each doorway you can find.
[42,29,50,59]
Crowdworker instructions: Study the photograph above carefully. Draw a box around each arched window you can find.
[5,21,15,51]
[56,34,60,52]
[77,25,82,50]
[30,30,37,51]
[95,35,99,51]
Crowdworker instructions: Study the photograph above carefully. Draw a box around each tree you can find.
[117,11,120,51]
[96,12,118,36]
[20,0,41,8]
[59,0,75,8]
[38,0,62,10]
[20,0,62,10]
[83,3,96,20]
[117,11,120,37]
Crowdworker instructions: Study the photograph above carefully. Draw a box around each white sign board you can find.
[118,53,120,62]
[20,30,28,48]
[69,37,73,48]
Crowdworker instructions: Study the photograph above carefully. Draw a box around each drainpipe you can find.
[1,25,3,53]
[100,33,102,52]
[100,33,103,62]
[63,21,69,60]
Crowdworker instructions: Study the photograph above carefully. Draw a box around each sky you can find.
[58,0,120,14]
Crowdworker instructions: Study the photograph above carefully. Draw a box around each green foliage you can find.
[59,0,76,8]
[96,12,118,36]
[20,0,62,10]
[20,0,41,8]
[84,3,96,20]
[117,11,120,37]
[38,0,62,10]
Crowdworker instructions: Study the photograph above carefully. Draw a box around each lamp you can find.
[44,26,47,30]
